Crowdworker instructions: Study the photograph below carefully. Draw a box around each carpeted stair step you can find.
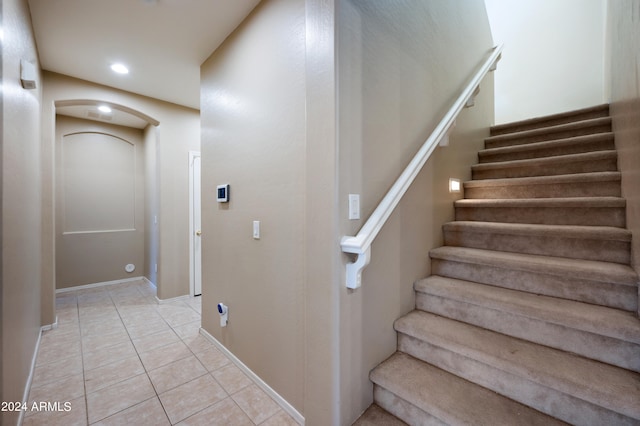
[478,132,615,163]
[490,104,610,136]
[463,171,621,199]
[352,404,407,426]
[442,221,631,264]
[454,196,626,227]
[395,311,640,425]
[369,352,567,426]
[414,276,640,372]
[484,117,611,149]
[430,246,638,312]
[471,150,618,180]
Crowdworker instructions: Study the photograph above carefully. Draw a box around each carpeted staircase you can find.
[357,104,640,425]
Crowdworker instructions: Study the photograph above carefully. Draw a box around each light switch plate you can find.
[349,194,360,220]
[253,221,260,239]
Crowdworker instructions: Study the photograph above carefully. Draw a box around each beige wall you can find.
[336,0,494,422]
[303,0,341,423]
[55,116,145,288]
[1,0,43,423]
[485,0,607,124]
[607,0,640,277]
[41,72,200,322]
[200,0,306,413]
[201,0,494,424]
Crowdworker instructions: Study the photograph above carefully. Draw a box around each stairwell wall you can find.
[485,0,607,124]
[606,0,640,291]
[336,0,495,422]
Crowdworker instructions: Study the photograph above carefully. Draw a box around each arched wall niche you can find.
[54,115,148,289]
[55,99,160,128]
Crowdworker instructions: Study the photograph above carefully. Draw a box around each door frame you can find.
[188,150,202,297]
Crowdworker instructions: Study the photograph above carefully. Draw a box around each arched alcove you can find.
[51,100,160,294]
[55,99,159,127]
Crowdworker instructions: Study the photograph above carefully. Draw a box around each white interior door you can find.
[190,152,202,296]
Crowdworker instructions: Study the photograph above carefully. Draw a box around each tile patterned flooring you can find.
[24,280,298,426]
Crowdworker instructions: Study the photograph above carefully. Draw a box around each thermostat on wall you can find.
[217,184,230,203]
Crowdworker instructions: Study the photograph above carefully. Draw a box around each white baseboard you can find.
[40,315,58,331]
[18,324,45,426]
[199,328,305,425]
[55,276,145,293]
[142,276,157,289]
[155,294,190,305]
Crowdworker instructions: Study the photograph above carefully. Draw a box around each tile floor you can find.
[23,279,298,426]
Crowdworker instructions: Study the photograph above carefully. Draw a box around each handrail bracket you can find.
[465,85,481,108]
[345,248,371,290]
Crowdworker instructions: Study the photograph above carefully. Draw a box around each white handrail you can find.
[341,44,503,289]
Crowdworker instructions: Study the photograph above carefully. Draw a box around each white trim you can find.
[41,316,59,331]
[62,228,136,235]
[145,277,190,305]
[199,328,305,425]
[340,44,503,289]
[18,326,44,426]
[55,276,144,293]
[155,294,190,305]
[188,150,201,298]
[142,276,157,289]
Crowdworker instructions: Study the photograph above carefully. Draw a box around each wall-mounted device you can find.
[20,59,37,90]
[217,303,229,327]
[217,184,230,203]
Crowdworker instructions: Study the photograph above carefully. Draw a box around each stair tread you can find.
[395,311,640,419]
[443,221,631,242]
[430,246,638,285]
[472,150,617,172]
[479,132,614,157]
[370,352,568,426]
[490,104,610,136]
[485,116,612,143]
[464,171,621,188]
[455,196,626,208]
[415,276,640,344]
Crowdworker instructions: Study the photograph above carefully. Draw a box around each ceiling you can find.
[28,0,262,125]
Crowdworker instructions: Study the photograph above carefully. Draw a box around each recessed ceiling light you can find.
[110,63,129,74]
[98,105,112,113]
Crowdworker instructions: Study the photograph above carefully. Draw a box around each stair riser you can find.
[479,138,614,163]
[442,230,630,264]
[464,180,621,199]
[397,334,638,425]
[490,107,610,136]
[485,124,612,149]
[416,294,640,372]
[455,206,625,227]
[431,259,638,312]
[472,157,618,180]
[373,386,443,426]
